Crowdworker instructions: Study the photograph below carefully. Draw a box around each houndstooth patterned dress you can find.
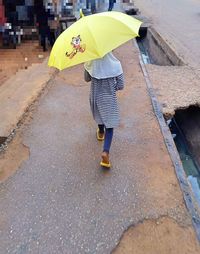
[90,73,124,128]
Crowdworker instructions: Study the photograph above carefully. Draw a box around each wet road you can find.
[134,0,200,68]
[0,42,196,253]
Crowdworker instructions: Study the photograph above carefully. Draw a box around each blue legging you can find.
[98,125,113,153]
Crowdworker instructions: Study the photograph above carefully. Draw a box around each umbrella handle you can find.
[80,9,84,18]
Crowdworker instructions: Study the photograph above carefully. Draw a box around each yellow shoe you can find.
[100,152,111,168]
[96,128,105,141]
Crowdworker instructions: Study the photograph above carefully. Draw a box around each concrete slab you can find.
[146,64,200,116]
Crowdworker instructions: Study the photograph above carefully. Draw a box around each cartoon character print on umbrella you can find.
[66,35,86,59]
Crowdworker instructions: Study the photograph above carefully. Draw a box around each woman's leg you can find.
[101,128,113,168]
[103,128,113,153]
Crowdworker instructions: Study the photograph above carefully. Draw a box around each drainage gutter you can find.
[133,39,200,241]
[148,27,185,66]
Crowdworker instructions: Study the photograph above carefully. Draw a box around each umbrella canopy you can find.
[48,11,142,70]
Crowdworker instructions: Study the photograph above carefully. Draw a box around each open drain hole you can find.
[167,106,200,207]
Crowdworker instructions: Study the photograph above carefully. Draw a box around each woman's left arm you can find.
[116,73,124,91]
[84,69,91,82]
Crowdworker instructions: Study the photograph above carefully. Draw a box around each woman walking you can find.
[84,52,124,168]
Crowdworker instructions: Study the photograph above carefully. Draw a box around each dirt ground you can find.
[0,40,49,86]
[0,132,29,183]
[113,217,200,254]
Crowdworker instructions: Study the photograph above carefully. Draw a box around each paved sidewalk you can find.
[0,41,199,253]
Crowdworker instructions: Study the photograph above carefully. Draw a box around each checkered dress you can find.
[89,73,124,128]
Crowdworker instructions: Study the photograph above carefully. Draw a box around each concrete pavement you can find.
[0,41,200,253]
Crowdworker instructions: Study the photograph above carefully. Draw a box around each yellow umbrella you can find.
[48,11,142,70]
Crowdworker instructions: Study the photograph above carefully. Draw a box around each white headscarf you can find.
[84,52,123,79]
